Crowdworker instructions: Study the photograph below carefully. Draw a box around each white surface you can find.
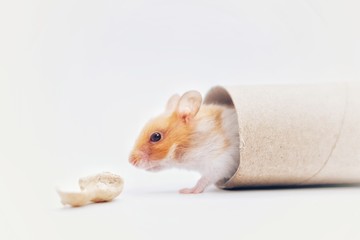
[1,0,360,239]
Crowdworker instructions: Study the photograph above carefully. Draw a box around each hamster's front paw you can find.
[179,187,204,194]
[178,177,210,194]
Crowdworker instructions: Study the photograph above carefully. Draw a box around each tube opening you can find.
[204,86,235,107]
[205,86,240,189]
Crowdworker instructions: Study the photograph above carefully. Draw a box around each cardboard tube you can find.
[204,83,360,189]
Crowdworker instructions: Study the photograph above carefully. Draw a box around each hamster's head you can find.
[129,91,202,171]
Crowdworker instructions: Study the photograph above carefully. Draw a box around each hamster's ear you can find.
[165,94,181,114]
[177,91,202,123]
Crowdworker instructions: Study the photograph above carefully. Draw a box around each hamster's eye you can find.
[150,132,162,142]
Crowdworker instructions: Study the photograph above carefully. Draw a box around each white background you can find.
[1,0,360,239]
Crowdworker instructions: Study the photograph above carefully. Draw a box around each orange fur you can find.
[130,102,233,165]
[131,113,194,161]
[195,105,231,151]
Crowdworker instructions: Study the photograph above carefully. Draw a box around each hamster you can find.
[129,90,240,194]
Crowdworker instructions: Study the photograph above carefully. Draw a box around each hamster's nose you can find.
[128,153,139,166]
[129,150,148,166]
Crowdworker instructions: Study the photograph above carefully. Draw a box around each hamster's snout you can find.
[128,154,137,166]
[129,150,149,166]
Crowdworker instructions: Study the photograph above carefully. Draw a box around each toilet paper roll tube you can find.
[204,83,360,189]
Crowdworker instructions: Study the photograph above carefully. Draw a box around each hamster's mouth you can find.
[145,165,164,172]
